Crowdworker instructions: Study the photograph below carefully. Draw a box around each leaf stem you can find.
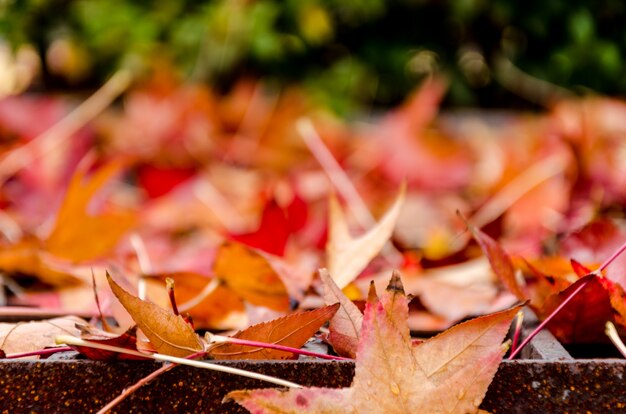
[599,239,626,271]
[3,346,73,359]
[209,335,351,361]
[165,278,179,316]
[508,277,591,360]
[56,335,303,389]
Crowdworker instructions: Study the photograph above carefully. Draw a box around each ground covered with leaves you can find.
[2,72,626,412]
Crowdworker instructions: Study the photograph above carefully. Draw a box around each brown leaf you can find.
[465,217,526,301]
[106,272,203,357]
[0,316,85,358]
[227,276,520,413]
[319,268,362,358]
[380,270,409,335]
[0,238,81,286]
[45,161,135,262]
[209,303,339,360]
[327,183,406,288]
[213,242,290,312]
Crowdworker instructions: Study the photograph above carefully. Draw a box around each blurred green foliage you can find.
[1,0,625,112]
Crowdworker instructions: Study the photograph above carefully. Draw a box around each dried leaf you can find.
[327,184,406,288]
[539,273,626,343]
[46,161,135,262]
[213,242,290,312]
[227,276,519,413]
[209,303,339,360]
[0,316,85,358]
[319,268,362,358]
[380,271,409,335]
[106,272,203,357]
[0,238,81,286]
[72,325,148,360]
[465,218,526,301]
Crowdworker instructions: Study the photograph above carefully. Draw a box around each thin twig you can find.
[3,346,72,359]
[599,239,626,272]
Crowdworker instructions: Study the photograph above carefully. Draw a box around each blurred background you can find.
[1,0,624,114]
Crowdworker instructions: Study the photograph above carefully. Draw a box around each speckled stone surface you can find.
[1,358,626,413]
[0,360,354,413]
[484,360,626,413]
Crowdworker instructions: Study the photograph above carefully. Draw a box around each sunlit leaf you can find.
[106,272,203,357]
[209,304,339,360]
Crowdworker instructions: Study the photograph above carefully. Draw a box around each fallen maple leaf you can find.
[319,268,363,358]
[226,275,519,413]
[474,218,626,344]
[45,160,135,262]
[326,183,406,288]
[231,198,292,256]
[0,237,83,286]
[536,259,626,344]
[0,316,85,358]
[537,274,618,343]
[213,242,290,312]
[106,272,203,357]
[208,303,339,360]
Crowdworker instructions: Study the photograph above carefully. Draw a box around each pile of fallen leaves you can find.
[3,70,626,412]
